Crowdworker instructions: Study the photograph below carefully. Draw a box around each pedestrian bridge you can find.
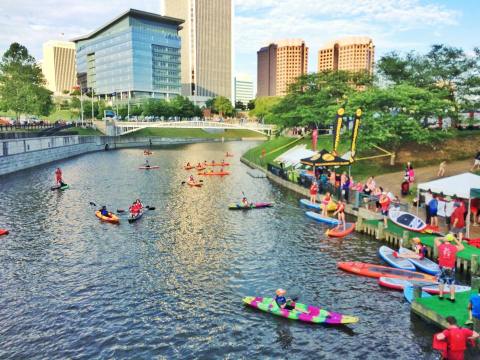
[111,120,276,136]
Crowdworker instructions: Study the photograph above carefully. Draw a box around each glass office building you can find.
[73,9,183,101]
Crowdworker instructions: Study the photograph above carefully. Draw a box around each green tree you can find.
[0,43,53,120]
[247,99,255,111]
[235,100,246,110]
[249,96,281,121]
[213,96,234,116]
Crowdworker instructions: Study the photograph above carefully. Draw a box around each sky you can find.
[0,0,479,82]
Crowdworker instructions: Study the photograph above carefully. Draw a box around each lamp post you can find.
[80,87,84,127]
[90,87,94,124]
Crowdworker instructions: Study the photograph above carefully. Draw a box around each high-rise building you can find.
[234,75,253,106]
[41,40,77,95]
[318,36,375,74]
[73,9,183,101]
[163,0,233,103]
[257,39,308,97]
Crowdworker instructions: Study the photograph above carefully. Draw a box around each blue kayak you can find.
[305,211,340,225]
[300,199,321,211]
[378,246,416,271]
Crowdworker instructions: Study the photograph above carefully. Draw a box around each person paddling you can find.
[100,206,112,218]
[189,175,195,183]
[332,200,346,231]
[55,167,63,185]
[274,289,306,313]
[241,196,249,207]
[144,159,151,168]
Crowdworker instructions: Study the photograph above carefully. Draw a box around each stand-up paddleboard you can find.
[243,296,358,325]
[389,210,427,232]
[51,183,69,191]
[378,277,471,294]
[337,262,436,281]
[378,246,416,271]
[305,211,340,225]
[398,247,440,275]
[327,223,355,238]
[403,286,431,303]
[300,199,321,211]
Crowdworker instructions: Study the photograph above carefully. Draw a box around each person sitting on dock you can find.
[435,233,465,302]
[395,238,427,260]
[435,316,478,360]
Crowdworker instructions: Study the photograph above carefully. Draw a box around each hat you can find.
[276,288,286,296]
[444,233,456,242]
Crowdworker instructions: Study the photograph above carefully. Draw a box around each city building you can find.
[234,75,254,106]
[72,9,183,101]
[163,0,233,103]
[318,36,375,74]
[41,41,77,95]
[257,39,308,97]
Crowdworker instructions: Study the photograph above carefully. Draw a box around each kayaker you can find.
[189,175,195,183]
[100,206,112,218]
[186,162,191,167]
[55,167,63,185]
[321,192,331,216]
[135,199,144,211]
[309,181,318,204]
[435,233,465,302]
[241,196,249,207]
[203,160,207,166]
[144,159,151,168]
[274,289,302,312]
[332,200,346,231]
[129,202,139,216]
[435,316,478,360]
[221,159,225,166]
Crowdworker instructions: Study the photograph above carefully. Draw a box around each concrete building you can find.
[163,0,233,103]
[41,41,77,95]
[234,75,253,106]
[318,36,375,74]
[72,9,183,101]
[257,39,308,97]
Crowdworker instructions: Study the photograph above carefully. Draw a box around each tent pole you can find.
[466,197,472,239]
[416,188,420,216]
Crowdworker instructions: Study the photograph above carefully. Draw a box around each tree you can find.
[0,43,53,120]
[247,99,255,111]
[213,96,234,117]
[235,100,246,110]
[249,96,281,121]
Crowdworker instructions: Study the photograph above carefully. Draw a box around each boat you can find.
[205,162,230,167]
[326,223,355,238]
[388,209,427,232]
[228,202,273,210]
[184,165,195,170]
[0,229,9,236]
[305,211,340,225]
[378,277,471,294]
[398,247,440,275]
[198,171,230,176]
[143,151,153,155]
[187,181,203,187]
[95,211,120,224]
[403,286,431,303]
[337,262,437,281]
[196,165,207,171]
[243,296,359,325]
[378,246,416,271]
[51,183,69,191]
[128,211,144,223]
[139,166,160,170]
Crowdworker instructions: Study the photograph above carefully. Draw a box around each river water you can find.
[0,141,476,359]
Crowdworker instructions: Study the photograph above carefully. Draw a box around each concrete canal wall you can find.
[0,135,238,176]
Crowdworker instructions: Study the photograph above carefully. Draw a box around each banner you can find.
[312,128,318,151]
[349,109,362,161]
[332,108,344,154]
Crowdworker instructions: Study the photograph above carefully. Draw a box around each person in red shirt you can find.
[435,316,478,360]
[332,200,346,231]
[435,233,465,302]
[450,202,466,241]
[471,198,480,226]
[379,192,391,229]
[309,181,318,204]
[55,167,63,185]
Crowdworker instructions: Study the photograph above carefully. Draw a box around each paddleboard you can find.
[403,286,431,303]
[378,246,416,271]
[378,276,471,294]
[243,296,358,325]
[398,247,440,275]
[389,210,427,232]
[300,199,321,210]
[305,211,340,225]
[327,223,355,238]
[337,262,436,281]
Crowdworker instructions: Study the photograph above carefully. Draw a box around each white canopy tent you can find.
[274,145,316,168]
[417,172,480,237]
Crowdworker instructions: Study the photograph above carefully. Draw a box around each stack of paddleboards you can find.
[301,199,355,238]
[378,246,440,275]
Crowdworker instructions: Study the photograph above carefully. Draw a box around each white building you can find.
[234,75,254,106]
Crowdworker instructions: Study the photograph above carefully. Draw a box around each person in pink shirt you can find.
[434,233,464,302]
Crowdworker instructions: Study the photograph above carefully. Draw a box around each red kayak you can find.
[337,262,436,282]
[205,162,230,167]
[0,229,9,236]
[327,223,355,238]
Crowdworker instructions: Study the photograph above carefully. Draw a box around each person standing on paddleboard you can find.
[55,168,63,185]
[309,181,318,204]
[435,316,478,360]
[435,233,464,302]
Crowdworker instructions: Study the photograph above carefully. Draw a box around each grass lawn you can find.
[128,128,267,139]
[60,127,103,136]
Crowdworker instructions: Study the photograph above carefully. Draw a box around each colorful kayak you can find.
[95,211,120,224]
[128,211,144,223]
[205,162,230,167]
[51,184,69,191]
[139,166,160,170]
[403,286,431,303]
[187,181,203,187]
[0,229,9,236]
[398,247,440,275]
[389,210,427,232]
[378,246,416,271]
[378,277,471,294]
[305,211,340,225]
[228,202,273,210]
[243,296,359,325]
[337,262,437,281]
[327,223,355,238]
[198,171,230,176]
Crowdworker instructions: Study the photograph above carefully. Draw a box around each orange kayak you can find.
[196,166,206,171]
[198,171,230,176]
[184,166,195,170]
[95,211,120,224]
[187,181,203,187]
[205,162,230,167]
[0,229,9,236]
[337,261,436,282]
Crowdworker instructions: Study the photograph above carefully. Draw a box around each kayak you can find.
[128,211,143,223]
[228,202,273,210]
[337,262,437,282]
[0,229,9,236]
[95,211,120,224]
[243,296,359,325]
[378,277,471,294]
[184,166,195,170]
[378,246,416,271]
[327,223,355,238]
[398,247,440,275]
[205,162,230,167]
[198,171,230,176]
[144,151,153,155]
[389,209,427,232]
[403,286,431,303]
[187,181,203,187]
[305,211,340,225]
[225,153,234,157]
[196,165,207,171]
[51,184,69,191]
[139,166,160,170]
